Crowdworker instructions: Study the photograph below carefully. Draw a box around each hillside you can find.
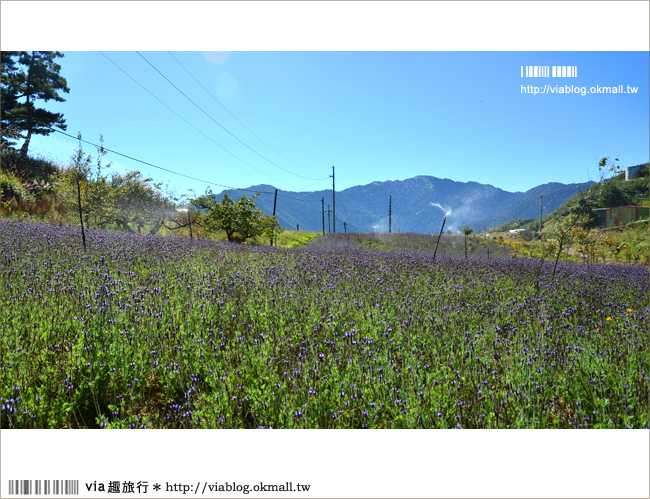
[541,163,649,231]
[3,148,641,237]
[218,176,593,234]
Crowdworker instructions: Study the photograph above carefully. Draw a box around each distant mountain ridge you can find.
[216,176,592,234]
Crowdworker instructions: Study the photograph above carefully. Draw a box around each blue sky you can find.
[2,2,650,494]
[23,50,649,198]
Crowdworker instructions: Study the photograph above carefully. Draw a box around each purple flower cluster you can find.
[1,221,648,429]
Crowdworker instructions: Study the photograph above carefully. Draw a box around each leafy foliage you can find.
[549,157,623,276]
[461,225,474,258]
[599,182,632,208]
[194,190,281,243]
[0,170,28,201]
[1,149,58,182]
[53,134,177,234]
[1,51,69,156]
[540,161,648,232]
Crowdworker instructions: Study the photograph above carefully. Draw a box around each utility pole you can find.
[188,205,193,239]
[330,166,336,233]
[321,197,325,235]
[494,218,496,231]
[271,188,278,246]
[539,193,543,236]
[344,222,347,233]
[75,172,86,250]
[188,189,195,240]
[389,195,392,233]
[327,205,332,234]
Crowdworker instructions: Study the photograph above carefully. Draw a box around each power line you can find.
[226,186,321,204]
[99,51,290,187]
[167,51,328,174]
[53,128,322,206]
[331,197,369,233]
[296,177,332,193]
[342,220,369,233]
[136,51,326,182]
[278,192,322,203]
[54,128,248,192]
[100,52,330,201]
[55,126,342,229]
[339,196,350,219]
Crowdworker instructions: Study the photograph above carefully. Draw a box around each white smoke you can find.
[431,202,452,217]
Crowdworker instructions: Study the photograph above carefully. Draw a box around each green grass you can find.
[272,230,322,248]
[2,220,647,429]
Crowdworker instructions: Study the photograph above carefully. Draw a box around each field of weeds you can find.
[1,221,648,428]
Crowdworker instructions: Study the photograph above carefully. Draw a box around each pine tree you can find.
[1,51,69,156]
[1,51,22,150]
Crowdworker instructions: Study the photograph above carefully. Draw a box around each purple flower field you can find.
[1,221,648,428]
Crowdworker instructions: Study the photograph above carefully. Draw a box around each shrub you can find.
[0,170,28,201]
[1,149,58,181]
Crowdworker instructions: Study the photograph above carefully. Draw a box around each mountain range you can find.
[216,176,592,234]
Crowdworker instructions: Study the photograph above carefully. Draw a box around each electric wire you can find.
[55,128,249,192]
[53,128,322,207]
[167,51,328,173]
[57,126,365,231]
[99,51,293,187]
[339,196,350,220]
[341,219,369,233]
[136,51,326,182]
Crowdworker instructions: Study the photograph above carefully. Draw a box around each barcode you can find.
[7,480,79,496]
[521,65,578,78]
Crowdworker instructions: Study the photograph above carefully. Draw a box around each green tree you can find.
[54,134,100,230]
[194,190,281,243]
[551,157,622,277]
[1,51,23,150]
[103,171,177,234]
[164,190,200,238]
[1,51,69,156]
[54,134,177,234]
[67,136,93,249]
[599,182,631,208]
[461,225,474,258]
